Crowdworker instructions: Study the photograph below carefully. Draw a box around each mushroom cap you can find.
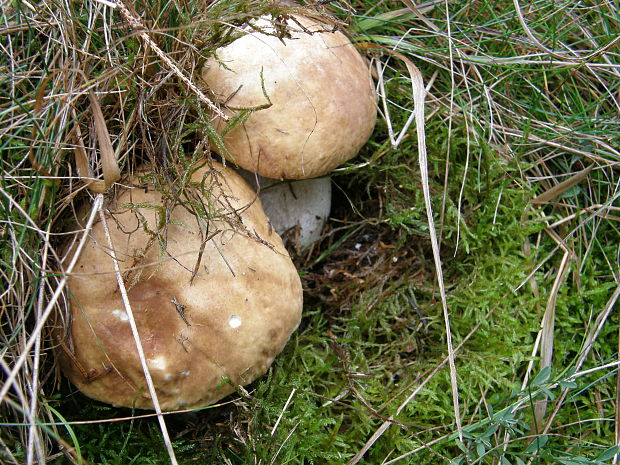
[202,14,377,180]
[58,162,303,410]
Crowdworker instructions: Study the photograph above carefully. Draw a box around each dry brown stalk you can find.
[106,0,229,121]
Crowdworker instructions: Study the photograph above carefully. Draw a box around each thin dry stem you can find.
[532,250,571,434]
[407,55,463,442]
[616,313,620,465]
[98,207,179,465]
[347,312,487,465]
[271,388,296,437]
[111,0,229,121]
[0,195,104,405]
[25,227,52,465]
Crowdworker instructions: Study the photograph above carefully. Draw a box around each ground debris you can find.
[300,219,429,317]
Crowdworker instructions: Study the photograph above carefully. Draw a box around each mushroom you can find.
[57,162,302,410]
[239,170,332,250]
[201,13,377,180]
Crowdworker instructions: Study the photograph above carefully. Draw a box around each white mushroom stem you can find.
[99,209,179,465]
[240,170,331,250]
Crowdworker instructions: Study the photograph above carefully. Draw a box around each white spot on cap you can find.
[228,315,242,329]
[180,370,190,377]
[111,309,129,321]
[147,357,167,370]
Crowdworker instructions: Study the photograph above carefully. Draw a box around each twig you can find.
[346,49,462,465]
[382,433,449,465]
[615,309,620,465]
[527,283,620,465]
[110,0,229,121]
[269,421,300,465]
[567,359,620,382]
[532,250,571,433]
[512,0,620,63]
[271,388,296,437]
[530,165,594,205]
[371,9,464,440]
[99,209,179,465]
[574,283,620,372]
[408,55,462,442]
[26,226,51,465]
[346,309,486,465]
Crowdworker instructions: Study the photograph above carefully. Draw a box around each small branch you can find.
[111,0,229,121]
[271,388,296,437]
[99,209,179,465]
[532,250,571,433]
[408,56,463,443]
[616,292,620,465]
[26,226,51,465]
[347,315,485,465]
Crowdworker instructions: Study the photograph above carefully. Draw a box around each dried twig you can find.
[347,313,486,465]
[532,250,572,432]
[347,48,462,465]
[108,0,229,121]
[99,207,179,465]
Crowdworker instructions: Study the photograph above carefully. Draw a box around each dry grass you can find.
[0,1,282,462]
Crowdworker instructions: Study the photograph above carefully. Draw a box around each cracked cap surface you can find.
[58,162,303,410]
[202,14,377,179]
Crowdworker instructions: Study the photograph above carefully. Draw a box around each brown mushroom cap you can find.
[201,14,377,180]
[58,162,302,410]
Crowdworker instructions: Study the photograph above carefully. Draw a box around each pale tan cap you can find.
[202,14,377,180]
[58,162,303,410]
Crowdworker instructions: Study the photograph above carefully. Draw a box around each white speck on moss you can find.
[111,309,129,321]
[228,315,242,329]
